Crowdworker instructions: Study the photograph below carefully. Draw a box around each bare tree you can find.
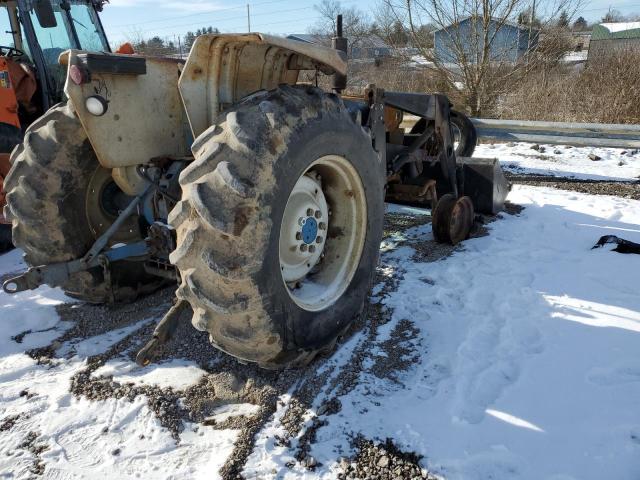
[377,0,582,117]
[309,0,373,57]
[601,8,626,23]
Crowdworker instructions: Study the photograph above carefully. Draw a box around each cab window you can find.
[29,6,72,100]
[0,6,16,48]
[69,4,105,51]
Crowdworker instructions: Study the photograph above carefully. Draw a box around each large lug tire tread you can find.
[170,85,384,369]
[4,103,164,304]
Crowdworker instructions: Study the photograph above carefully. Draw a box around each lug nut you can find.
[316,236,323,243]
[309,245,316,253]
[319,222,326,230]
[298,217,305,226]
[315,210,322,218]
[306,208,314,216]
[300,244,308,252]
[296,232,302,240]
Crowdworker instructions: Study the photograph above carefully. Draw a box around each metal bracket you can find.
[364,84,387,178]
[135,300,190,366]
[2,184,156,295]
[381,91,459,198]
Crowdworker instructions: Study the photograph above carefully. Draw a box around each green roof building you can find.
[589,22,640,59]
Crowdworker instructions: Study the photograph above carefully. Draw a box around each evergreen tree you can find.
[389,20,408,46]
[557,10,569,28]
[572,16,588,31]
[184,31,196,49]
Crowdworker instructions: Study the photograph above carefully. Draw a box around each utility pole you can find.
[527,0,536,57]
[177,34,183,59]
[247,4,251,32]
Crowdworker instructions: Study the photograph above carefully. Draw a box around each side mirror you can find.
[34,0,57,28]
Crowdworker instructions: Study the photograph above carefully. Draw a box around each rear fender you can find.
[178,33,347,139]
[62,50,188,171]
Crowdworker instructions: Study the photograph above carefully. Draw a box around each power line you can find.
[110,0,316,28]
[581,2,640,12]
[127,5,317,35]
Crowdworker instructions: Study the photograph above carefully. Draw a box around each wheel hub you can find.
[280,172,328,283]
[301,217,318,244]
[278,156,367,312]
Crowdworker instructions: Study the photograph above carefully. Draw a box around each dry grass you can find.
[299,57,466,107]
[499,49,640,124]
[301,49,640,125]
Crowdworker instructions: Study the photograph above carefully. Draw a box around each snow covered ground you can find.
[0,250,236,479]
[0,144,639,479]
[475,142,640,181]
[275,185,640,480]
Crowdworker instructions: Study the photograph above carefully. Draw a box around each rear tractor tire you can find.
[169,85,384,368]
[410,110,477,158]
[4,103,165,303]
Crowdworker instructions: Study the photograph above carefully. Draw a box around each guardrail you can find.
[401,115,640,149]
[470,119,640,149]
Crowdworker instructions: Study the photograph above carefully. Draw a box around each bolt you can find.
[328,209,332,216]
[298,217,305,226]
[306,208,314,216]
[296,232,302,240]
[300,244,308,252]
[309,245,316,253]
[315,210,322,218]
[316,236,323,243]
[319,222,326,230]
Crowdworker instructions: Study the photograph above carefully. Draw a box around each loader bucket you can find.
[458,157,511,215]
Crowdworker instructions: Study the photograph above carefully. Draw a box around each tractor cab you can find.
[0,0,110,129]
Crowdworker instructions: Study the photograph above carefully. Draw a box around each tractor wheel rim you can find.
[279,155,367,312]
[85,166,139,243]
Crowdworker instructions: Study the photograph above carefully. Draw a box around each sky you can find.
[99,0,640,45]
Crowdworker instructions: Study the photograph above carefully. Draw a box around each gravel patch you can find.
[15,431,48,477]
[339,437,439,480]
[507,173,640,199]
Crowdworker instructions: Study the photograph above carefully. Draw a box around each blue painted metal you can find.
[104,241,149,262]
[301,218,318,244]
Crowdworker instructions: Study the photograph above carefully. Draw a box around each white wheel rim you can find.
[279,155,367,312]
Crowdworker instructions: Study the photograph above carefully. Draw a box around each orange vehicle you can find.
[0,0,111,251]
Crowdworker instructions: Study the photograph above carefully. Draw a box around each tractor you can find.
[2,12,508,368]
[0,0,111,251]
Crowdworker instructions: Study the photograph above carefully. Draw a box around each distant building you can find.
[287,33,326,45]
[588,22,640,58]
[571,31,591,53]
[433,17,537,64]
[561,31,591,65]
[350,35,392,60]
[287,33,392,60]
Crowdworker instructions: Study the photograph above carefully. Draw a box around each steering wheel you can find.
[0,46,26,58]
